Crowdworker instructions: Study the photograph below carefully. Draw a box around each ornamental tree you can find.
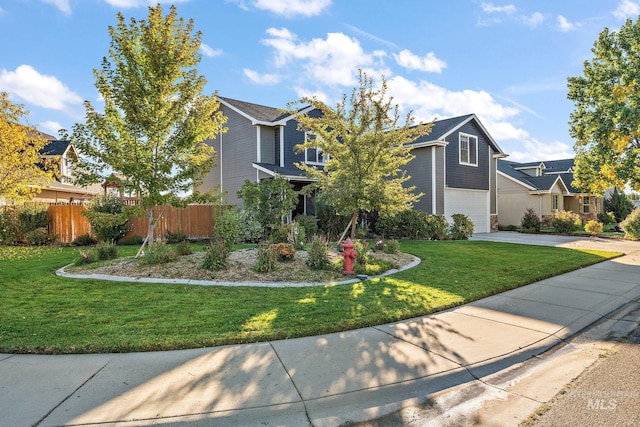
[71,5,226,256]
[0,92,55,202]
[292,70,432,239]
[568,17,640,194]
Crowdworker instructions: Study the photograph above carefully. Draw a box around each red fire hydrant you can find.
[340,237,358,275]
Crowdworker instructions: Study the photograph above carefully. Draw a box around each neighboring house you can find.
[198,98,507,233]
[34,134,102,203]
[497,158,603,227]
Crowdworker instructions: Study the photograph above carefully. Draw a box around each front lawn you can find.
[0,241,620,354]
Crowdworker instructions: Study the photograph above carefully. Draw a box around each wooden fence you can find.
[47,204,217,244]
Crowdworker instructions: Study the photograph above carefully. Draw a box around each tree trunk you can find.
[135,207,155,258]
[349,211,358,239]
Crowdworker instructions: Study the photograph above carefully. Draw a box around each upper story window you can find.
[459,133,478,166]
[304,132,327,165]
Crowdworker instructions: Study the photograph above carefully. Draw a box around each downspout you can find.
[432,146,437,214]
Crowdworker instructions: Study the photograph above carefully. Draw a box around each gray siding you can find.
[197,106,258,206]
[402,145,445,215]
[444,121,491,190]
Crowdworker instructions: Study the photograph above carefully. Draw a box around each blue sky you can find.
[1,0,639,162]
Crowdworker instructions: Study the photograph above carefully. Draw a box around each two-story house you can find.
[497,158,604,227]
[198,97,507,233]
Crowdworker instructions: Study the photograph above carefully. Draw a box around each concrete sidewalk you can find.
[2,232,640,427]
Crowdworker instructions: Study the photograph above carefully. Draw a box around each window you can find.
[582,196,590,214]
[459,134,478,166]
[552,194,559,210]
[304,132,326,165]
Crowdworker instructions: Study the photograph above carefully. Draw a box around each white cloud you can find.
[200,43,223,58]
[252,0,331,17]
[244,69,281,85]
[557,15,578,32]
[507,139,573,162]
[481,3,516,14]
[103,0,190,8]
[613,0,640,19]
[0,65,82,111]
[38,120,65,136]
[522,12,544,28]
[261,28,375,87]
[393,49,446,73]
[42,0,71,14]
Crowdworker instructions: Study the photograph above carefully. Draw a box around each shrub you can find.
[95,242,118,261]
[521,208,541,232]
[306,234,330,270]
[294,214,318,238]
[584,220,603,236]
[83,194,130,243]
[376,210,429,239]
[353,239,369,265]
[237,176,298,237]
[73,233,97,246]
[118,235,144,246]
[174,241,193,256]
[449,214,474,240]
[25,228,53,246]
[316,200,351,240]
[551,210,582,234]
[383,239,399,254]
[236,210,264,243]
[0,207,19,244]
[201,240,229,270]
[498,224,518,231]
[165,230,188,244]
[75,250,97,266]
[597,212,616,225]
[140,242,175,265]
[426,215,449,240]
[17,203,49,237]
[253,243,279,273]
[215,208,240,249]
[272,242,296,261]
[605,187,633,223]
[620,208,640,240]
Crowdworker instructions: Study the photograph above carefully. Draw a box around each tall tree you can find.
[0,92,55,203]
[292,70,432,239]
[72,4,226,255]
[568,17,640,194]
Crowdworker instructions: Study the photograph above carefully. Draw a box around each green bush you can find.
[18,203,49,237]
[353,239,369,265]
[498,224,518,231]
[521,208,541,232]
[25,228,53,246]
[376,209,430,239]
[201,240,229,271]
[449,214,474,240]
[215,208,240,249]
[253,243,279,273]
[620,208,640,240]
[306,234,330,270]
[95,242,118,261]
[375,238,399,254]
[75,249,98,265]
[551,210,582,234]
[73,233,97,246]
[174,241,193,256]
[316,200,350,240]
[597,212,616,225]
[140,242,175,265]
[605,188,633,223]
[118,235,144,246]
[295,214,318,238]
[165,230,188,244]
[584,220,603,236]
[83,194,130,243]
[0,207,19,244]
[426,215,449,240]
[236,210,264,243]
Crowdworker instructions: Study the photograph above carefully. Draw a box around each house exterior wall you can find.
[404,145,446,215]
[444,121,491,191]
[259,125,275,164]
[497,174,536,226]
[198,106,258,207]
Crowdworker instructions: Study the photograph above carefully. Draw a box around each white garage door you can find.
[444,188,490,234]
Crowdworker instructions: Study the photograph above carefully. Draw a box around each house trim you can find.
[527,176,569,195]
[252,163,316,182]
[497,170,537,191]
[440,113,506,157]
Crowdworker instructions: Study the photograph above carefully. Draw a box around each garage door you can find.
[444,188,489,234]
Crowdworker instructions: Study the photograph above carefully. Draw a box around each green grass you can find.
[0,241,621,354]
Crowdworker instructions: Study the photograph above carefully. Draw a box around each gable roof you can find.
[409,113,506,156]
[40,140,71,156]
[218,96,291,123]
[498,159,581,194]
